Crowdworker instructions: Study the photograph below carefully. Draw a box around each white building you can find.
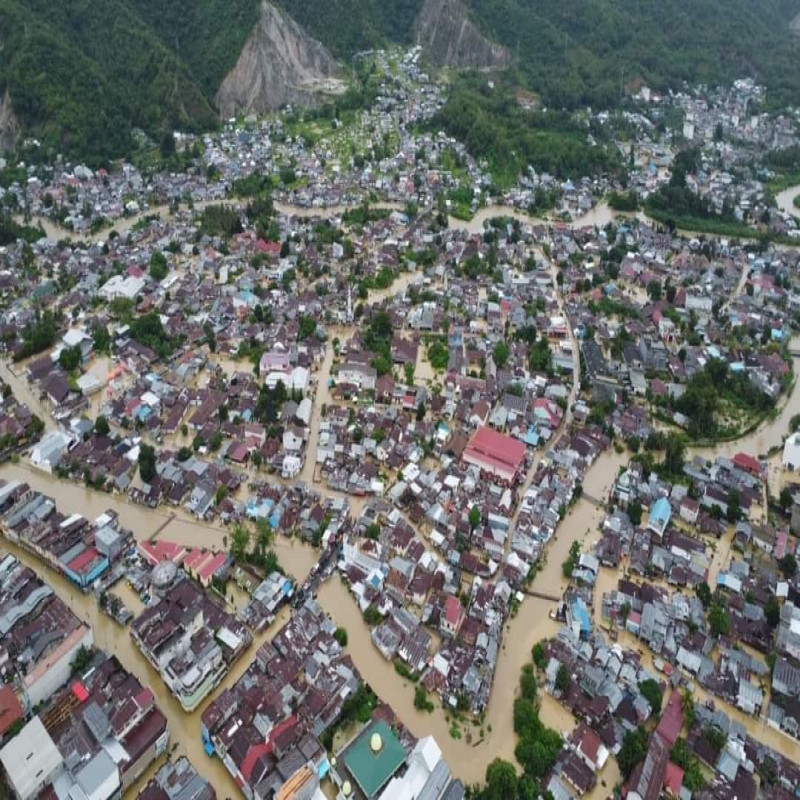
[0,717,63,800]
[378,736,448,800]
[99,274,145,301]
[30,430,72,473]
[783,432,800,469]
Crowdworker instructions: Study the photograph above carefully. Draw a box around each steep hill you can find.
[2,0,800,164]
[127,0,261,98]
[462,0,800,109]
[274,0,424,57]
[0,0,217,163]
[216,1,343,116]
[414,0,509,69]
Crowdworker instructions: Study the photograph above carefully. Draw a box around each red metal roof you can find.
[463,426,526,478]
[139,540,187,566]
[241,743,269,782]
[733,452,760,475]
[67,546,102,574]
[0,685,24,736]
[71,680,89,703]
[663,761,684,795]
[655,689,683,746]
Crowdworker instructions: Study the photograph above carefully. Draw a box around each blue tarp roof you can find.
[572,599,591,632]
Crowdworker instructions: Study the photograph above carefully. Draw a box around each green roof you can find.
[342,719,406,798]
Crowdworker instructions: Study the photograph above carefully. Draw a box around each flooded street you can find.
[0,360,54,430]
[443,199,648,236]
[0,536,244,799]
[8,187,800,793]
[694,340,800,462]
[775,184,800,217]
[0,461,319,583]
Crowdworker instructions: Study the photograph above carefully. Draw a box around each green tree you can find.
[414,684,434,712]
[483,759,518,800]
[71,645,93,675]
[628,500,643,526]
[696,581,712,609]
[230,522,250,562]
[149,250,168,280]
[520,664,537,702]
[663,434,686,476]
[555,664,570,694]
[334,627,348,646]
[298,315,317,340]
[647,280,662,302]
[561,540,580,578]
[532,642,547,671]
[493,340,510,369]
[469,505,481,531]
[765,593,781,627]
[709,603,731,637]
[138,443,156,483]
[91,323,111,354]
[365,523,380,540]
[779,553,797,578]
[94,415,110,436]
[618,727,649,779]
[638,679,663,716]
[59,345,82,371]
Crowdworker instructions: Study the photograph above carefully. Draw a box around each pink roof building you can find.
[655,689,684,746]
[463,426,526,483]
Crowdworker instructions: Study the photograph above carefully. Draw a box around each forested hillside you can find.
[128,0,261,98]
[2,0,799,165]
[464,0,800,109]
[275,0,424,57]
[432,76,622,186]
[0,0,218,164]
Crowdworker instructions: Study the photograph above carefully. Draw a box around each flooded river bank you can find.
[0,461,319,584]
[0,536,246,798]
[775,184,800,218]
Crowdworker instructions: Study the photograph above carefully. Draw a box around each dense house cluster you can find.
[339,499,514,714]
[0,550,93,708]
[201,596,464,800]
[0,479,131,589]
[131,576,252,711]
[0,381,43,459]
[0,652,170,800]
[138,757,216,800]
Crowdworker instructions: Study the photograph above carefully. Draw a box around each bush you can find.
[414,684,434,712]
[334,627,348,646]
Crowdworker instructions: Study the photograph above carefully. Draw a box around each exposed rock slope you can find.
[216,0,343,115]
[414,0,510,69]
[0,90,20,153]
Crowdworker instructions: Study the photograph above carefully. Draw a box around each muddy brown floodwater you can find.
[0,536,252,798]
[316,446,629,790]
[0,462,319,583]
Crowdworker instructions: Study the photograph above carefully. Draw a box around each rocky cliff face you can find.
[0,89,20,153]
[414,0,509,69]
[216,0,343,116]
